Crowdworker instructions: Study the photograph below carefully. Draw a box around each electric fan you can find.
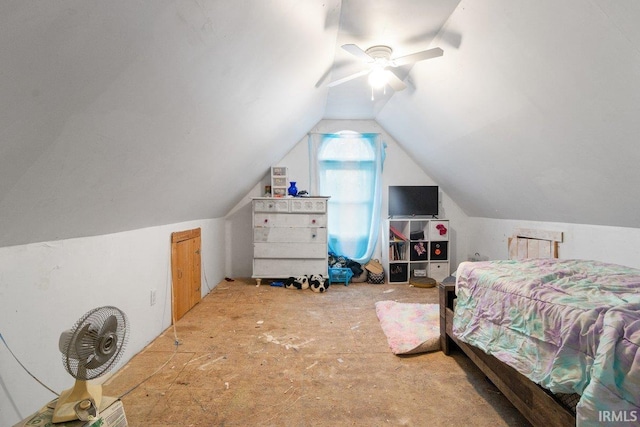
[52,306,129,423]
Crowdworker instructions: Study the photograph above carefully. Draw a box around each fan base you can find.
[52,380,111,423]
[365,45,393,60]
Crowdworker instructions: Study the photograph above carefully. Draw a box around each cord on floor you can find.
[0,332,59,396]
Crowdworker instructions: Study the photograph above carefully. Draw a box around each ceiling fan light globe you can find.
[368,68,387,89]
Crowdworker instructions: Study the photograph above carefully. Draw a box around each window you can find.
[308,132,385,263]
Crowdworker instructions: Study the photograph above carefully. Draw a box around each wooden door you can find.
[171,228,201,322]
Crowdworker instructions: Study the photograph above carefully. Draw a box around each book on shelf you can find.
[389,241,405,261]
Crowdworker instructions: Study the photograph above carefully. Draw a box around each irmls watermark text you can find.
[598,410,638,423]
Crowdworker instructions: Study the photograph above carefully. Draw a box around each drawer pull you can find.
[311,219,316,224]
[264,219,268,223]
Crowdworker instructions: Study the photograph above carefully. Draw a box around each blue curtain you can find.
[308,131,385,263]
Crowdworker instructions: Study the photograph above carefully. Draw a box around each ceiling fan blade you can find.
[315,59,351,88]
[327,69,371,87]
[392,47,443,66]
[341,44,373,62]
[385,70,407,91]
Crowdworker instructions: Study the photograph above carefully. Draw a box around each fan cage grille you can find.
[61,306,129,381]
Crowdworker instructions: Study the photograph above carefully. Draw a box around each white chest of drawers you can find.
[252,197,329,285]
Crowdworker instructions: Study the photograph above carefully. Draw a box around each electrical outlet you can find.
[150,289,157,306]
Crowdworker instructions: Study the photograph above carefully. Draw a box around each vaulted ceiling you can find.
[2,0,640,247]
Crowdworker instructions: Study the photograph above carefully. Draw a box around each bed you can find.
[440,235,640,426]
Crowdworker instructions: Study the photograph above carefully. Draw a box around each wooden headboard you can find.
[508,228,563,260]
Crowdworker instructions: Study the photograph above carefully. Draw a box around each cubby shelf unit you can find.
[384,218,450,284]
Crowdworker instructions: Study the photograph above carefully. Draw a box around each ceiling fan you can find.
[328,43,443,92]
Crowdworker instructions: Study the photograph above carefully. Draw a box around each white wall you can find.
[464,217,640,270]
[0,218,225,426]
[225,119,471,278]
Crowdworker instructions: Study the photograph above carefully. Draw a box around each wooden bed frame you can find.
[439,228,575,426]
[439,283,575,427]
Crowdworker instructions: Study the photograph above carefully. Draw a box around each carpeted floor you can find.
[103,279,531,426]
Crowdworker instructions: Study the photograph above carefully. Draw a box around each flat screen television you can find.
[389,186,439,217]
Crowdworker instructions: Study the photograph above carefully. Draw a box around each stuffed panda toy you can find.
[309,274,329,293]
[284,276,309,290]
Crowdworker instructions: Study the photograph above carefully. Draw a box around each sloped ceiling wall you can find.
[378,0,640,229]
[0,0,339,246]
[2,0,640,248]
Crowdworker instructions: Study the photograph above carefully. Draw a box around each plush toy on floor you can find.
[309,274,329,293]
[284,276,309,290]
